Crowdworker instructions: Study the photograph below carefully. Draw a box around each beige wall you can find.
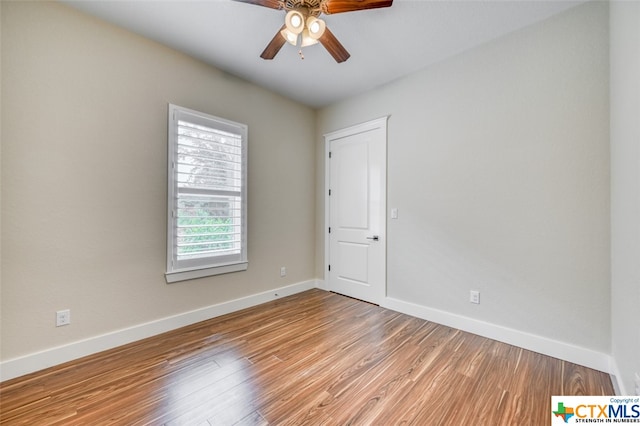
[1,1,316,361]
[610,0,640,395]
[317,1,610,353]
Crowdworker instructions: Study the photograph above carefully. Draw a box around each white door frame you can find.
[323,116,389,303]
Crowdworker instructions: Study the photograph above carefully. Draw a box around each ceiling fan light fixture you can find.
[280,28,299,46]
[285,10,305,34]
[306,16,326,39]
[301,29,319,47]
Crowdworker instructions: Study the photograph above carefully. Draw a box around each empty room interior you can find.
[1,0,639,424]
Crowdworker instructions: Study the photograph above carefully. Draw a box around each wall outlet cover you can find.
[56,309,71,327]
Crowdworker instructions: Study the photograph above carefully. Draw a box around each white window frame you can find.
[166,104,248,283]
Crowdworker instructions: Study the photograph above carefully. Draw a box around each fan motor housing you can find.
[284,0,324,16]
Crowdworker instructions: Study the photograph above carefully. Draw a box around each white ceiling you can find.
[62,0,586,108]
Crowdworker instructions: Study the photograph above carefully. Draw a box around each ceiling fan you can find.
[233,0,393,63]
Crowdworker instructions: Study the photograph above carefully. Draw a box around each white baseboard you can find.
[2,282,615,386]
[0,280,319,382]
[382,296,612,375]
[315,278,328,291]
[609,358,628,395]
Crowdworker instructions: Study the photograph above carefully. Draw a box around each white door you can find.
[325,117,388,305]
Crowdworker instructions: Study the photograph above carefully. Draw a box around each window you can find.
[166,104,248,283]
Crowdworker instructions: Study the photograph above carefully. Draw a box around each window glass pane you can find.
[176,195,241,260]
[177,120,242,192]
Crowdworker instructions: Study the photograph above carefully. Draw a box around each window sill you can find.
[165,262,248,283]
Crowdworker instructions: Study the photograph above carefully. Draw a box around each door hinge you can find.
[329,151,332,159]
[328,227,331,234]
[328,264,331,271]
[329,189,332,196]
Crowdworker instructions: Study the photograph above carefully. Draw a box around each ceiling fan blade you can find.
[322,0,393,14]
[260,25,287,60]
[319,27,350,63]
[232,0,283,10]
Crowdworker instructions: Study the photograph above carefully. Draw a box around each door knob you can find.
[366,235,379,241]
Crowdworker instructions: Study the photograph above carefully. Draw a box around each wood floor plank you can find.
[0,289,614,425]
[162,354,285,426]
[259,309,409,422]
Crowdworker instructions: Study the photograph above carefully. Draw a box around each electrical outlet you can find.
[280,266,286,277]
[470,290,480,304]
[56,309,71,327]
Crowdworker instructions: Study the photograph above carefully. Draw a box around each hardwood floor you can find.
[0,289,613,425]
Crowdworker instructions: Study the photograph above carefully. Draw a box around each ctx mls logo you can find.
[552,395,640,424]
[553,401,575,423]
